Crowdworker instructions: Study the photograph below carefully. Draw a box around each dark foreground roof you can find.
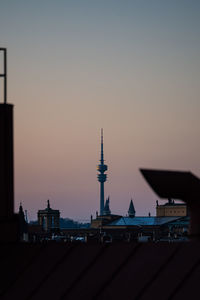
[1,242,200,300]
[140,169,200,201]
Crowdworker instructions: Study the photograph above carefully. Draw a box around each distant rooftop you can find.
[108,216,182,227]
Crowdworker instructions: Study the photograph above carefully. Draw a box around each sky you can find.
[0,0,200,221]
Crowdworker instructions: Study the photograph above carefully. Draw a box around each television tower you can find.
[97,129,108,215]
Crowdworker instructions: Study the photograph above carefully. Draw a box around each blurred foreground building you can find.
[0,48,27,242]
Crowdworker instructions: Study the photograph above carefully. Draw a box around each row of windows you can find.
[168,211,185,213]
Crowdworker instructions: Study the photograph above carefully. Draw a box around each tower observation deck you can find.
[97,129,108,215]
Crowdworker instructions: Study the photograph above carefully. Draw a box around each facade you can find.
[156,198,187,217]
[91,214,121,229]
[38,200,60,232]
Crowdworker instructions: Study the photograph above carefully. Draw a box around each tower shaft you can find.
[97,129,108,216]
[100,182,104,216]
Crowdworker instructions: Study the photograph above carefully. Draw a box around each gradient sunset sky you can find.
[1,0,200,221]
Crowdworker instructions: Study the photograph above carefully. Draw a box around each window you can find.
[42,216,45,229]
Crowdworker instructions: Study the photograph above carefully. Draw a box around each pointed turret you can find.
[103,197,111,215]
[19,202,24,218]
[128,199,135,217]
[18,202,27,239]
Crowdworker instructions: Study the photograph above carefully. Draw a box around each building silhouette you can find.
[156,198,187,217]
[0,48,25,242]
[38,200,60,232]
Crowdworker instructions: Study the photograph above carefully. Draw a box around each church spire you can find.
[103,196,111,215]
[128,199,136,217]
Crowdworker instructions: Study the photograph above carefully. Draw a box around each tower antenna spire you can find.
[101,128,104,163]
[0,48,7,104]
[97,129,108,215]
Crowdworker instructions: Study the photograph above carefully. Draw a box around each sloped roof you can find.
[108,216,181,227]
[1,242,200,299]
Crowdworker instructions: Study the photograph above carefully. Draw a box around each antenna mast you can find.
[0,48,7,104]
